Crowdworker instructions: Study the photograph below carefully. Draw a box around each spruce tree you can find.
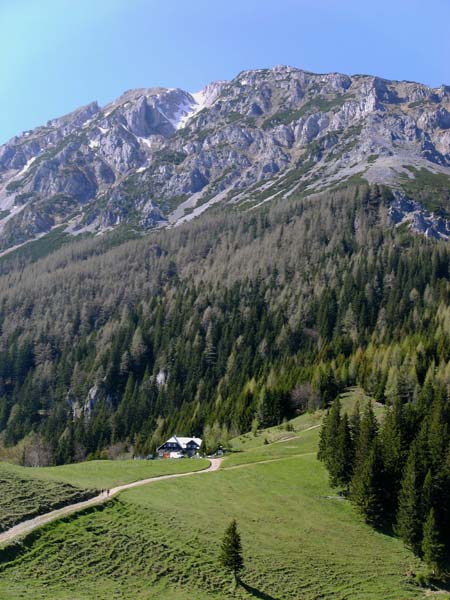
[330,412,354,489]
[421,469,433,522]
[422,508,445,577]
[380,398,405,517]
[350,400,361,450]
[317,397,341,471]
[355,400,378,469]
[220,519,244,584]
[425,462,450,560]
[395,444,423,554]
[427,389,450,470]
[197,438,207,456]
[317,409,330,463]
[350,439,385,527]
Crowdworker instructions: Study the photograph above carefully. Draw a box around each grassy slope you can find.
[0,391,436,600]
[0,459,209,534]
[8,458,210,489]
[225,387,382,467]
[0,447,426,600]
[223,426,318,468]
[229,411,322,451]
[0,464,96,533]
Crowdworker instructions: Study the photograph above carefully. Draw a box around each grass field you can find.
[229,387,380,453]
[230,411,322,451]
[0,459,209,533]
[0,433,437,598]
[12,457,210,489]
[223,426,318,468]
[339,387,385,420]
[0,391,442,599]
[0,447,428,600]
[0,464,95,533]
[225,387,380,468]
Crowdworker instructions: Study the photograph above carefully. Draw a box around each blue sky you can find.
[1,0,449,144]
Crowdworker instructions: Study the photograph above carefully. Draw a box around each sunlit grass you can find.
[0,390,431,600]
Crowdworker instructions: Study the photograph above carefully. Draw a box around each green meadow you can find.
[223,426,318,468]
[229,387,381,454]
[0,464,95,533]
[0,395,441,600]
[0,448,427,600]
[0,459,209,533]
[229,411,322,451]
[12,457,210,489]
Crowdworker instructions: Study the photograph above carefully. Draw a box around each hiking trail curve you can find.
[0,458,222,546]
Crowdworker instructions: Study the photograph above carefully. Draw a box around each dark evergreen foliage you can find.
[395,442,424,554]
[320,388,450,574]
[333,413,354,489]
[350,438,386,527]
[422,508,446,576]
[354,400,377,470]
[219,519,244,582]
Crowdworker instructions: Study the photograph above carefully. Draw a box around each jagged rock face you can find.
[67,384,112,420]
[389,192,450,240]
[1,65,450,251]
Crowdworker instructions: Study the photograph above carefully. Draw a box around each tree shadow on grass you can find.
[238,579,279,600]
[427,576,450,593]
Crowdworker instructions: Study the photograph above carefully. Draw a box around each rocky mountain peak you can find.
[46,101,100,130]
[0,65,449,253]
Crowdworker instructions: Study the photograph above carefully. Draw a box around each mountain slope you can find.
[0,181,449,464]
[1,65,450,253]
[0,65,450,465]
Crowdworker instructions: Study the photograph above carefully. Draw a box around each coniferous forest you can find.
[0,182,449,472]
[319,389,450,575]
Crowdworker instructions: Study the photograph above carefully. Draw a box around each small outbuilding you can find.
[157,435,202,458]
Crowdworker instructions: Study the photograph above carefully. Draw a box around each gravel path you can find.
[0,458,222,546]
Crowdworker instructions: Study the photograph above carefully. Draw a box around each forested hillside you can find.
[319,377,450,575]
[0,181,448,464]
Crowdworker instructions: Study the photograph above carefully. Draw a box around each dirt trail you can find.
[0,445,316,547]
[270,424,321,445]
[0,458,222,546]
[222,452,316,471]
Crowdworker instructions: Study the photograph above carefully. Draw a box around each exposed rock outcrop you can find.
[1,65,449,251]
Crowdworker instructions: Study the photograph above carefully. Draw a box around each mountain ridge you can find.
[1,64,450,254]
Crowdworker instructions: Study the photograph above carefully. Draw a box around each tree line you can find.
[319,387,450,576]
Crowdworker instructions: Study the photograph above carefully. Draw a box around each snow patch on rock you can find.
[16,156,37,177]
[169,81,226,130]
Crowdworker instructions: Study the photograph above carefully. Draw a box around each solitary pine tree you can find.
[220,519,244,585]
[422,508,445,577]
